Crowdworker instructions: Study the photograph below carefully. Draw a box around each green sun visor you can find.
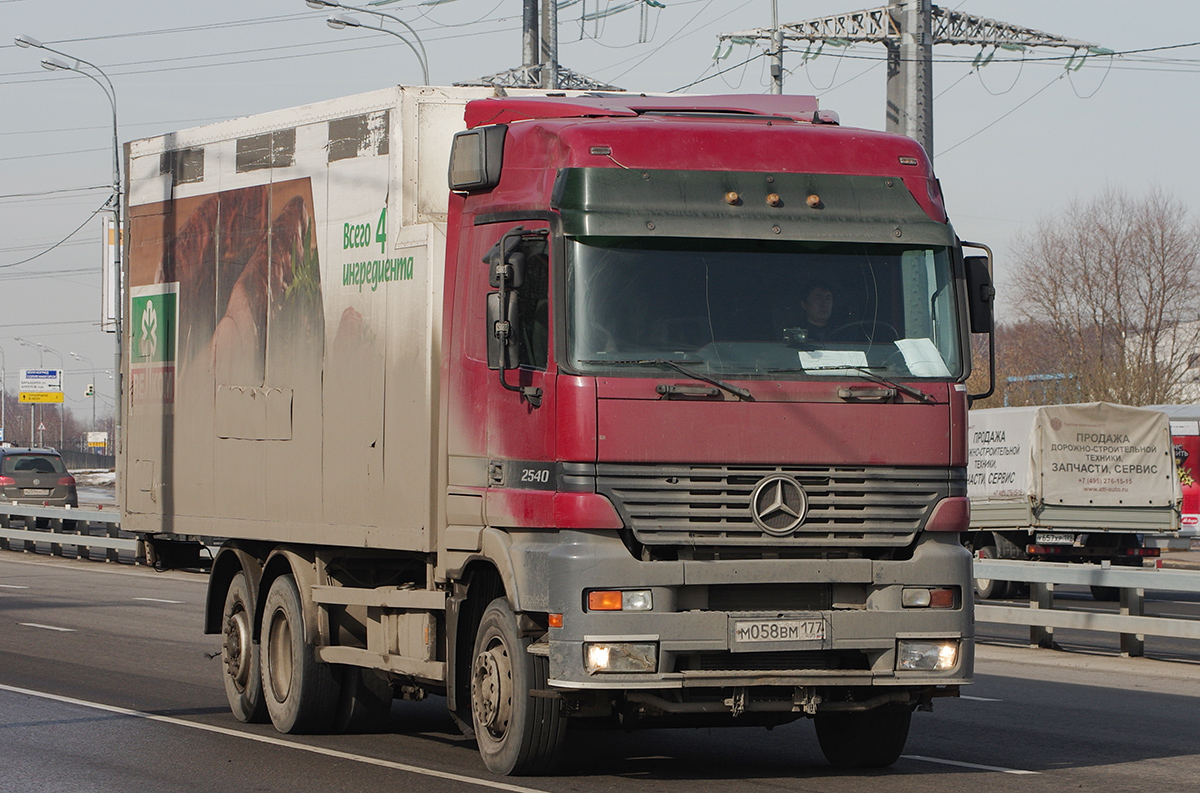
[551,168,955,247]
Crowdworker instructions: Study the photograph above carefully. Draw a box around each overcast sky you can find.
[2,0,1198,421]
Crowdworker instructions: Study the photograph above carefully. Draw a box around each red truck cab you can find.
[438,94,986,772]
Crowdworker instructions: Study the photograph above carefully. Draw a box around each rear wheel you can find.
[814,704,913,768]
[1090,585,1121,602]
[973,545,1012,600]
[221,571,268,723]
[471,598,566,775]
[260,574,340,734]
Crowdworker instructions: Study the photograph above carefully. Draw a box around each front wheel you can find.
[814,704,913,768]
[470,598,566,775]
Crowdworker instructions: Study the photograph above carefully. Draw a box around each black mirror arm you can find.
[493,268,542,408]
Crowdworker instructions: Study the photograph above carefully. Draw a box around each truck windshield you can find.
[565,236,963,380]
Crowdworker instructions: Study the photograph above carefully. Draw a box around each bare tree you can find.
[1009,187,1200,405]
[969,321,1082,407]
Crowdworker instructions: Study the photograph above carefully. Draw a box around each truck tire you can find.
[260,574,341,734]
[973,545,1011,600]
[334,667,394,734]
[220,571,268,723]
[814,704,912,768]
[1090,585,1120,602]
[470,598,566,775]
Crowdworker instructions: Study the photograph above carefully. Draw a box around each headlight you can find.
[896,639,959,671]
[583,642,657,674]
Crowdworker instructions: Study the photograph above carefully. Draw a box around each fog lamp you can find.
[583,642,657,674]
[896,639,959,671]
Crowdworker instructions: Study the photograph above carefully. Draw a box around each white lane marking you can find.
[133,597,185,604]
[0,584,30,589]
[18,623,76,633]
[903,755,1039,775]
[0,683,552,793]
[959,695,1003,702]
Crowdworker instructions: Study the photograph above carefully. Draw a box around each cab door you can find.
[474,221,558,526]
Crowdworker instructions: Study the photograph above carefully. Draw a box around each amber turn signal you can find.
[587,590,624,611]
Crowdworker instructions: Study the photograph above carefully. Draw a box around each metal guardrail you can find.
[0,503,221,568]
[0,503,134,563]
[974,558,1200,656]
[2,506,1197,659]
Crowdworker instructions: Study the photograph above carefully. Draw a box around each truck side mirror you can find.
[962,242,996,403]
[487,290,521,370]
[482,226,546,407]
[489,250,525,290]
[964,255,995,334]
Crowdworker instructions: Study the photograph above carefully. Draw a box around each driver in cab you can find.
[796,281,834,342]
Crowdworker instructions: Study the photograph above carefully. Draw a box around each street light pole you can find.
[16,34,122,469]
[308,0,430,84]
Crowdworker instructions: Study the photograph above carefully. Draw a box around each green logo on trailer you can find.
[130,287,178,364]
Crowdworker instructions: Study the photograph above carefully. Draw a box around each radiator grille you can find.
[597,464,959,548]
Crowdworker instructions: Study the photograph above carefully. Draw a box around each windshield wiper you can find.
[769,365,936,405]
[579,358,754,401]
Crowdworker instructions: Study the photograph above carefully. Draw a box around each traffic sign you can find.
[19,368,62,392]
[20,392,64,404]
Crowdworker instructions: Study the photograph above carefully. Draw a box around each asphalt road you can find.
[1,553,1198,793]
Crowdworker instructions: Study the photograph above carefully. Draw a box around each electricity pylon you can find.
[721,1,1105,157]
[459,0,622,91]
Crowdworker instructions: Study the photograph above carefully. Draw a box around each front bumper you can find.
[508,530,973,691]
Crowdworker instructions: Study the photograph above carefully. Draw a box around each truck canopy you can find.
[967,402,1180,509]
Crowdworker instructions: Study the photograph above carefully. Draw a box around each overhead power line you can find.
[721,3,1107,157]
[0,199,111,270]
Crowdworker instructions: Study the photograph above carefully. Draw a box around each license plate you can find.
[1035,532,1075,546]
[22,489,50,497]
[733,618,824,644]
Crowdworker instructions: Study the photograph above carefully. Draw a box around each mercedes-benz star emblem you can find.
[750,474,808,536]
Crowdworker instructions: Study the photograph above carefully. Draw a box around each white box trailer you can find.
[965,402,1180,598]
